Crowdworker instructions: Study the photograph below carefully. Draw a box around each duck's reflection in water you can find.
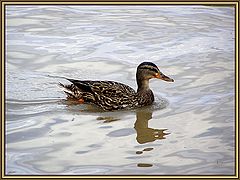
[73,103,170,144]
[134,108,170,144]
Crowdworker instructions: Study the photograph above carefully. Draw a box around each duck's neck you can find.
[137,77,150,93]
[136,77,154,106]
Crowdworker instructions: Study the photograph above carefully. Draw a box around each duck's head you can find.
[136,62,174,82]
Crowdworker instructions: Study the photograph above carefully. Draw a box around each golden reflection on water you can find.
[96,116,121,123]
[137,163,153,168]
[134,109,170,144]
[134,108,170,168]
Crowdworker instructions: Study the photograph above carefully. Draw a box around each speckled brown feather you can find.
[59,80,140,111]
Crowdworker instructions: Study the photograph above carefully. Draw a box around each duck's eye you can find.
[154,73,160,77]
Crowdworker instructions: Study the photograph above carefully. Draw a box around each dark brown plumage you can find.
[59,62,174,111]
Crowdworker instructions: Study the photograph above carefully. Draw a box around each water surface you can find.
[5,5,235,175]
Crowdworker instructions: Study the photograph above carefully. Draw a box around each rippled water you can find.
[5,5,235,175]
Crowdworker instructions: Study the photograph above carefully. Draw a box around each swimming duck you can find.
[59,62,174,111]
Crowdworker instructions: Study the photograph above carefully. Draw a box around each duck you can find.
[59,62,174,111]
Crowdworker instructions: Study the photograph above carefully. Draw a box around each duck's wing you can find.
[89,80,137,110]
[66,78,135,95]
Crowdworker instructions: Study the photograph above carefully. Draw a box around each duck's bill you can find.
[161,75,174,82]
[155,73,174,82]
[162,75,174,82]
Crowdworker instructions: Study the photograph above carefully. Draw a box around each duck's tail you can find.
[58,82,78,99]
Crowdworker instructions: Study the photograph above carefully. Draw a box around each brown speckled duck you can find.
[59,62,174,111]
